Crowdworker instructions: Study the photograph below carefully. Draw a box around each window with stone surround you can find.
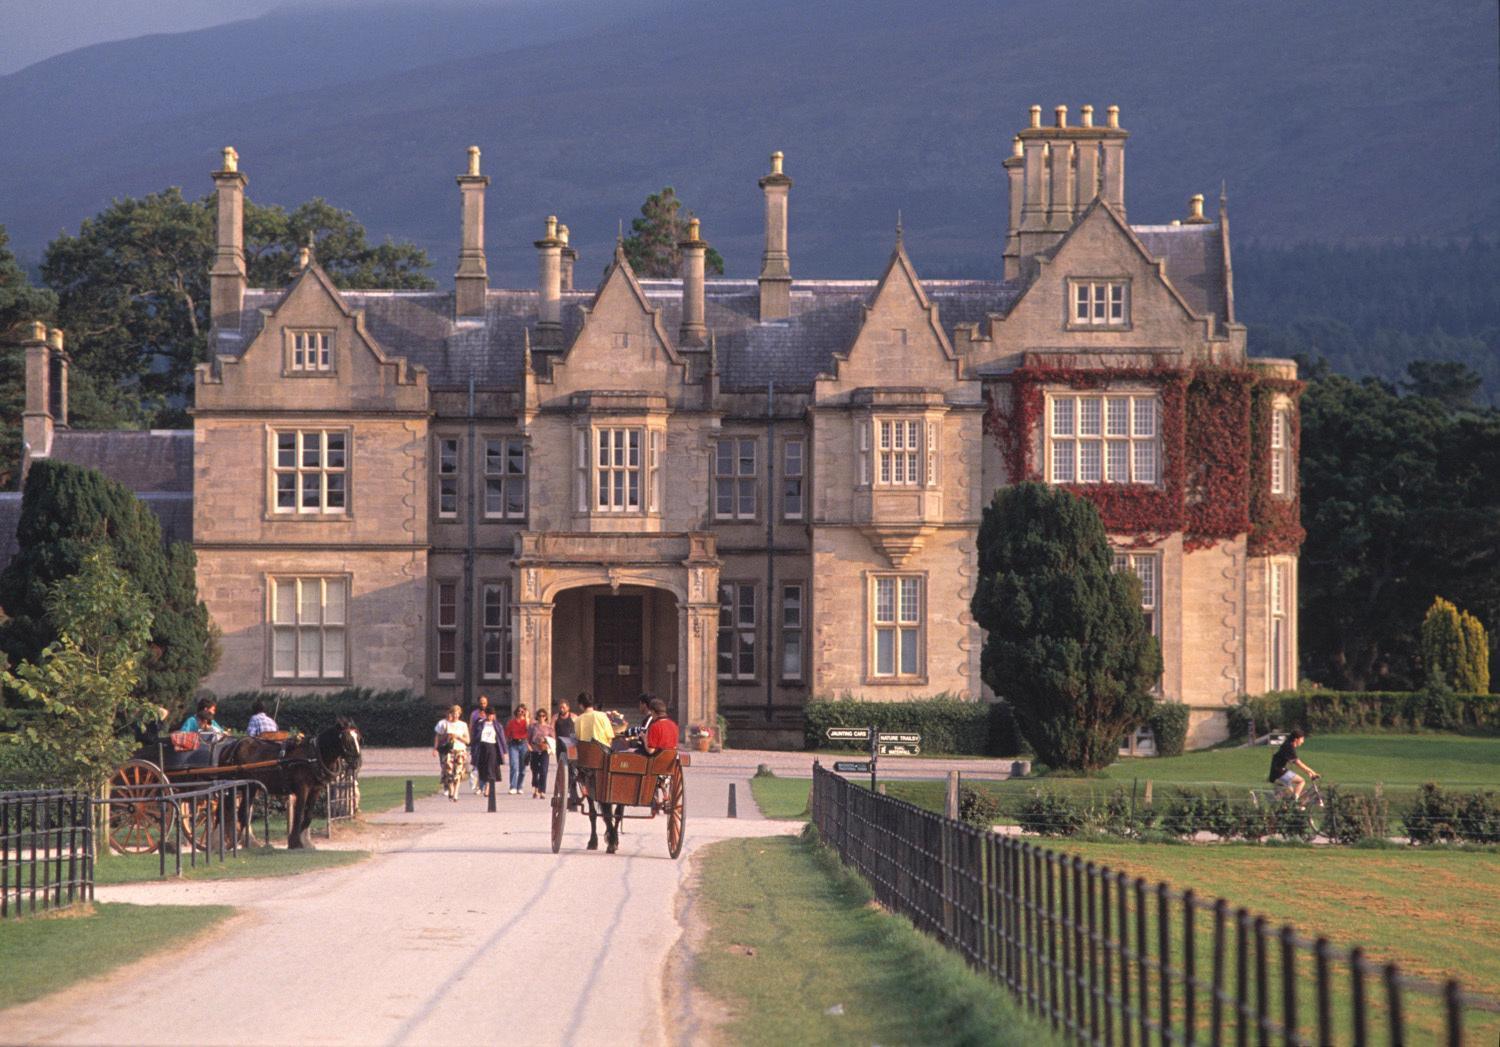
[1069,279,1128,327]
[1270,407,1291,497]
[269,576,347,681]
[781,583,804,681]
[717,582,757,681]
[1047,394,1158,485]
[483,437,526,519]
[481,580,511,681]
[272,429,347,514]
[595,428,641,512]
[286,329,332,373]
[1270,559,1291,691]
[1112,551,1160,636]
[435,580,459,680]
[782,438,804,519]
[714,437,757,519]
[436,437,460,519]
[870,574,923,679]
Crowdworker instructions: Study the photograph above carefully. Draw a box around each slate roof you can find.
[216,221,1225,391]
[46,430,194,493]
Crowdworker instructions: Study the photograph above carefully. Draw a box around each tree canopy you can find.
[38,190,434,431]
[0,460,217,720]
[1298,364,1500,690]
[970,482,1162,771]
[621,187,726,278]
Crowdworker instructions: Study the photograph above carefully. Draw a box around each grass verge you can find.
[0,903,233,1010]
[691,827,1059,1046]
[748,774,812,820]
[94,846,365,885]
[355,775,441,815]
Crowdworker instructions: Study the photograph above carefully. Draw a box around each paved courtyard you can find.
[1,770,795,1046]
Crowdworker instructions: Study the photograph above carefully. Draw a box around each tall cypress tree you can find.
[0,460,216,718]
[970,482,1162,771]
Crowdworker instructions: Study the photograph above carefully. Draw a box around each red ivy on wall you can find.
[1248,378,1306,556]
[985,362,1299,555]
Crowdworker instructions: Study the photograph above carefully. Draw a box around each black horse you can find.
[226,718,363,849]
[575,741,624,853]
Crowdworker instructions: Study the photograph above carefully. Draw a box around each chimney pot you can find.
[46,327,63,352]
[558,223,570,246]
[687,216,701,240]
[1029,104,1042,128]
[770,151,784,176]
[1185,193,1210,224]
[221,146,238,173]
[1012,136,1024,159]
[1107,105,1120,129]
[536,214,564,339]
[1055,105,1068,128]
[467,145,481,177]
[1081,104,1094,128]
[28,320,46,342]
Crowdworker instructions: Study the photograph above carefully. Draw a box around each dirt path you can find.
[0,783,795,1046]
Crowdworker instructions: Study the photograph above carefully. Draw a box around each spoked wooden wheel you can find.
[665,763,686,860]
[183,789,252,852]
[550,761,568,853]
[108,760,173,854]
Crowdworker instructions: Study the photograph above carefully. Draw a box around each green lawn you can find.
[0,903,233,1010]
[94,846,366,885]
[1054,840,1500,1043]
[357,775,440,814]
[765,735,1500,822]
[749,774,813,820]
[693,829,1058,1046]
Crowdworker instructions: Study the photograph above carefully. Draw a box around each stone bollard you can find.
[404,779,414,812]
[727,783,738,818]
[488,786,497,813]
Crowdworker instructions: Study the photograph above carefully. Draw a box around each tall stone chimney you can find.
[558,224,577,292]
[22,322,53,464]
[679,217,708,346]
[535,215,563,343]
[210,147,247,334]
[758,151,792,321]
[1006,105,1128,278]
[455,145,490,318]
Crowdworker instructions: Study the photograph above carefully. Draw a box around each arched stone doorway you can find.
[511,532,720,730]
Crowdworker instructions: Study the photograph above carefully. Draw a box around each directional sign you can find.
[877,731,922,744]
[877,743,921,757]
[833,761,874,774]
[826,727,872,741]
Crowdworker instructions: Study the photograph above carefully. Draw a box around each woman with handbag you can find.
[528,708,556,799]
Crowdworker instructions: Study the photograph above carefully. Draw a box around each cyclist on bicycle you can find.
[1268,728,1319,802]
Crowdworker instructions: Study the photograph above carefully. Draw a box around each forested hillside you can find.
[1239,240,1500,404]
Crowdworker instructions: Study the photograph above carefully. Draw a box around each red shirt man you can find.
[643,699,679,753]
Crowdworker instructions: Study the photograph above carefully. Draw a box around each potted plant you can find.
[689,723,713,753]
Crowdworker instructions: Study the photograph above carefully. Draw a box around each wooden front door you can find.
[593,595,643,707]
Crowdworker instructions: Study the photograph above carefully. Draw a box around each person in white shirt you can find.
[474,707,502,799]
[434,705,471,801]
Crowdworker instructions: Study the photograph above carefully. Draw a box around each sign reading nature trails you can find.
[877,732,922,744]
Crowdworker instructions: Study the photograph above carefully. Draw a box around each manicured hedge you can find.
[215,688,440,746]
[1146,702,1190,757]
[804,696,1025,756]
[1228,689,1500,739]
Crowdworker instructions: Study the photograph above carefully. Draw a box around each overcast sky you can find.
[0,0,293,75]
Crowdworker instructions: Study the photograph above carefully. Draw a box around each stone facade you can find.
[17,108,1299,749]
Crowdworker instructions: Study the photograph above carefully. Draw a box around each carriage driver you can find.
[639,698,679,756]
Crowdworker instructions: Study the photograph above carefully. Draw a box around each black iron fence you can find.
[1,789,93,918]
[95,778,271,880]
[322,771,359,836]
[811,763,1500,1045]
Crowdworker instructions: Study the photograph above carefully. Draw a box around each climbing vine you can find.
[985,361,1297,555]
[1248,378,1306,556]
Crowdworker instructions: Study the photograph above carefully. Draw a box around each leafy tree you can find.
[40,190,434,430]
[0,226,58,488]
[1402,360,1483,412]
[970,482,1162,772]
[622,187,725,278]
[1424,597,1492,694]
[0,547,155,791]
[1299,370,1500,689]
[0,460,217,719]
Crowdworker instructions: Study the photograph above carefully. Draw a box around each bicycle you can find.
[1248,776,1325,840]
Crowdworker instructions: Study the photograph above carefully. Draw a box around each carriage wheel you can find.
[665,764,686,860]
[108,760,172,854]
[550,761,568,854]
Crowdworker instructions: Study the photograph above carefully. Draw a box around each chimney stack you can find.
[679,217,708,346]
[1006,105,1129,278]
[22,322,54,466]
[455,145,490,318]
[210,146,247,334]
[758,151,793,321]
[535,215,563,343]
[558,224,576,292]
[1184,193,1211,224]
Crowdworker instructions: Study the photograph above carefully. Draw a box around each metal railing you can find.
[1,789,93,918]
[94,778,271,880]
[322,772,359,836]
[811,762,1500,1045]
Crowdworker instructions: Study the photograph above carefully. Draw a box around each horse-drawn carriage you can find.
[106,719,362,854]
[550,741,686,858]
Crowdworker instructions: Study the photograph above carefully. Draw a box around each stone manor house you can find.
[17,105,1300,748]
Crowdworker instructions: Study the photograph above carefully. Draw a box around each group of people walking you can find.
[432,692,680,803]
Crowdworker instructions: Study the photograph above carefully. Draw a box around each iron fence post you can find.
[1314,937,1332,1047]
[1383,963,1404,1045]
[1183,889,1197,1046]
[1279,924,1297,1043]
[1443,978,1462,1047]
[1350,946,1368,1047]
[1210,898,1227,1047]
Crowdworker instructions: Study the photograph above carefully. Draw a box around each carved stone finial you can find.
[467,145,481,177]
[522,327,532,371]
[222,146,238,173]
[895,210,903,245]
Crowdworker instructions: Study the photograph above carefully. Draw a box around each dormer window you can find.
[288,330,333,373]
[1069,280,1128,328]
